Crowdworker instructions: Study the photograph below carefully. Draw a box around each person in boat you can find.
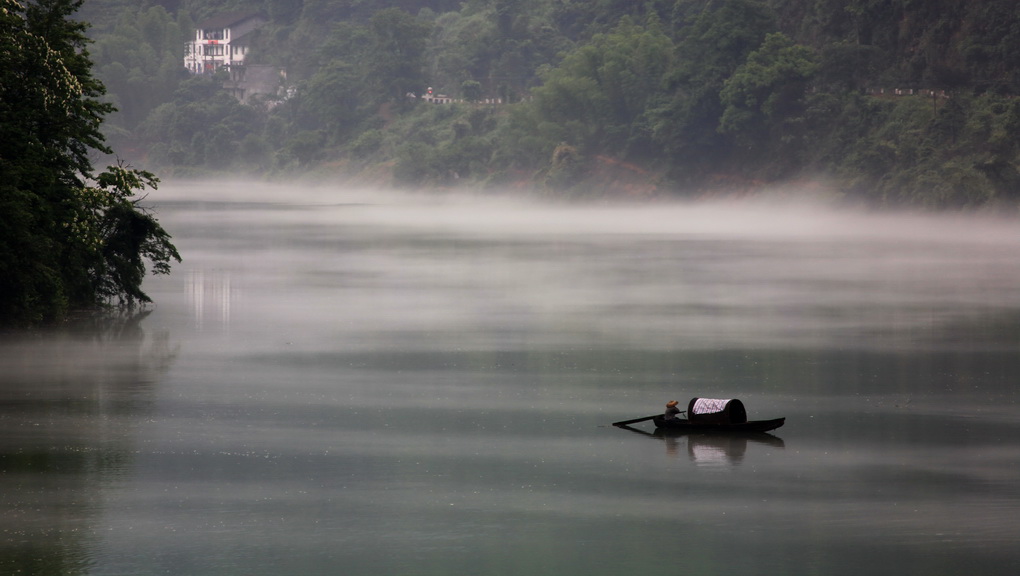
[663,400,681,420]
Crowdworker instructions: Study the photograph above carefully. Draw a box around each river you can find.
[2,182,1019,575]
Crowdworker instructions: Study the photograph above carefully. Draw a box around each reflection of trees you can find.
[0,308,178,575]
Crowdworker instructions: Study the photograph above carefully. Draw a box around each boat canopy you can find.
[687,398,748,424]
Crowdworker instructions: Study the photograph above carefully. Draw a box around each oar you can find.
[613,424,655,437]
[612,415,660,427]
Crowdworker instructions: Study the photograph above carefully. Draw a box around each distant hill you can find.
[81,0,1020,207]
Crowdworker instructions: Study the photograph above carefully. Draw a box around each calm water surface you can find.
[2,182,1019,575]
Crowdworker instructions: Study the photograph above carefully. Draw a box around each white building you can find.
[184,12,266,75]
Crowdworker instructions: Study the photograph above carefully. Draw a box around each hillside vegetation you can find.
[82,0,1020,207]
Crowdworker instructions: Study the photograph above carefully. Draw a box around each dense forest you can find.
[66,0,1020,207]
[1,0,180,325]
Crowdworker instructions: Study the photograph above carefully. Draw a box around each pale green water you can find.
[2,183,1019,575]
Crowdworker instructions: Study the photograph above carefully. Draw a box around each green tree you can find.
[138,74,261,169]
[281,130,326,167]
[77,164,182,305]
[652,0,776,177]
[426,9,495,97]
[461,79,482,101]
[525,16,673,159]
[296,59,364,139]
[719,32,818,171]
[0,0,179,324]
[366,8,432,103]
[92,4,185,131]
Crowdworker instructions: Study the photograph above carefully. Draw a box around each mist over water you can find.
[165,181,1020,354]
[2,181,1019,576]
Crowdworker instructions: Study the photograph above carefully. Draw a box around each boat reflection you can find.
[616,424,784,465]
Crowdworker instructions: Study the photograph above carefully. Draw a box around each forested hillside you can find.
[82,0,1020,207]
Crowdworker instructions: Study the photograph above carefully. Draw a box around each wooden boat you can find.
[613,397,784,433]
[659,397,783,432]
[651,414,785,433]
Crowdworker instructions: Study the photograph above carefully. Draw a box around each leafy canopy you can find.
[0,0,180,325]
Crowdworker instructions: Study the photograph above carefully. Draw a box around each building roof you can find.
[230,31,258,46]
[195,11,264,30]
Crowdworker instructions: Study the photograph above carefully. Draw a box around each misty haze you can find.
[2,181,1019,576]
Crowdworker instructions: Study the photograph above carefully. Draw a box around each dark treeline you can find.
[1,0,180,326]
[79,0,1020,207]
